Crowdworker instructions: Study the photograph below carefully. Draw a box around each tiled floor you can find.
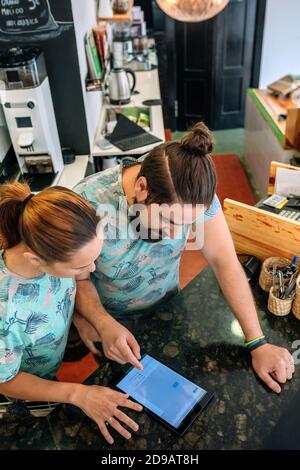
[178,128,256,288]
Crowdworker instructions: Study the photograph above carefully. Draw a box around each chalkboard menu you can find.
[0,0,73,40]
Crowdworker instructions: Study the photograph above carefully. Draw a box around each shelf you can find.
[85,64,110,92]
[58,156,89,189]
[92,68,165,158]
[97,0,133,23]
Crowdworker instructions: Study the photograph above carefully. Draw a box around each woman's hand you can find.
[72,384,143,444]
[73,312,102,356]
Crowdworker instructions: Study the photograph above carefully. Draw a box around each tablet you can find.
[114,353,214,436]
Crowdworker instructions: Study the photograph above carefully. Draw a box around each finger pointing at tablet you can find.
[98,315,143,369]
[120,339,144,370]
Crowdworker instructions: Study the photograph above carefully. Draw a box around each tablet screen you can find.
[116,354,207,429]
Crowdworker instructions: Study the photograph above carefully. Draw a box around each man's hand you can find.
[73,313,102,356]
[75,278,143,369]
[98,315,143,370]
[251,343,295,393]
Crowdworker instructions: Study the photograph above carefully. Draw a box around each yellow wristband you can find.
[244,335,265,347]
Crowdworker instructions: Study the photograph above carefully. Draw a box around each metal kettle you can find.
[108,68,136,105]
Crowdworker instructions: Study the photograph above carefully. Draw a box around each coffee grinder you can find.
[0,47,63,191]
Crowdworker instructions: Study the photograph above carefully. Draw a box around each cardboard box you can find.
[286,107,300,149]
[268,75,300,97]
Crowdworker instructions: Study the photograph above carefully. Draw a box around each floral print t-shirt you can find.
[0,250,76,383]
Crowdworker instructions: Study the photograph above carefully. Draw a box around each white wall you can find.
[259,0,300,88]
[71,0,103,152]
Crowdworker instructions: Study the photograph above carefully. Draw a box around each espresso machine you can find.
[0,47,63,191]
[0,104,19,183]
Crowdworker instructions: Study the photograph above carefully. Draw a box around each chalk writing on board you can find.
[0,0,73,42]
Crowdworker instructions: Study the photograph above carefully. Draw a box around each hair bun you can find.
[180,121,214,156]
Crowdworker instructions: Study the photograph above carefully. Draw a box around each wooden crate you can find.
[224,161,300,261]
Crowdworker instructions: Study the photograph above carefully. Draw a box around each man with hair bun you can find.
[74,121,295,394]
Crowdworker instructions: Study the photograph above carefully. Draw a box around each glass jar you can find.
[113,0,129,14]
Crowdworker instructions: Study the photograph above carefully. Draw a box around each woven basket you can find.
[292,275,300,320]
[259,257,290,292]
[268,286,293,316]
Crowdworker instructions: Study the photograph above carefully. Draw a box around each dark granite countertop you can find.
[1,267,300,450]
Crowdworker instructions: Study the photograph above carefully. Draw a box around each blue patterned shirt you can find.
[74,156,221,315]
[0,251,76,383]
